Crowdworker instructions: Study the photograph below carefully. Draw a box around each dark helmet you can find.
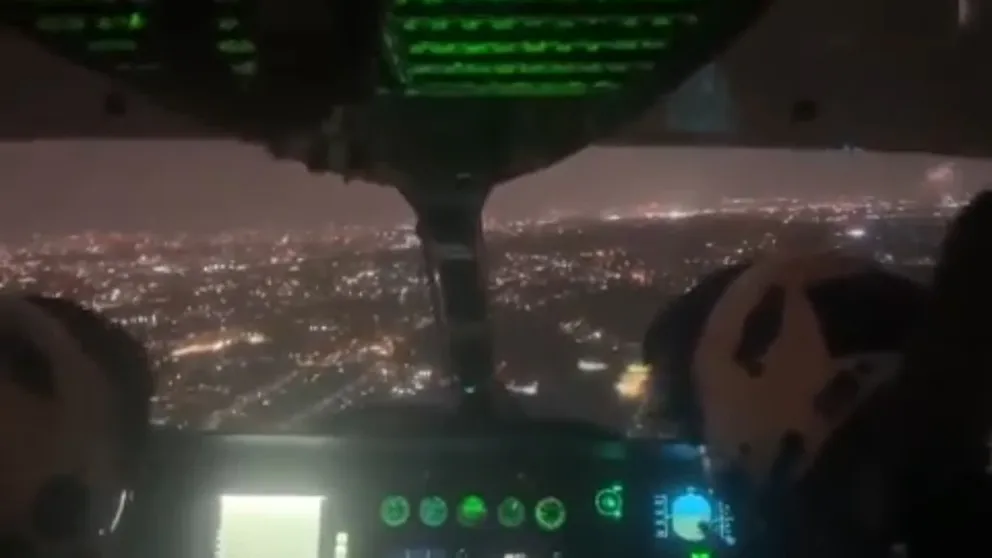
[0,294,153,557]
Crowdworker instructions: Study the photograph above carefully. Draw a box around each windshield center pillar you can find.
[407,182,497,414]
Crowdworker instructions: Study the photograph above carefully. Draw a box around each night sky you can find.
[0,0,989,239]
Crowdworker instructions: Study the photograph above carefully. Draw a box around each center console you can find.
[116,422,736,558]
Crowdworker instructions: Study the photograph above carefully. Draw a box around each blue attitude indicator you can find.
[671,489,713,542]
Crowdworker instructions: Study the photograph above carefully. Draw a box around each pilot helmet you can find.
[0,294,153,557]
[642,251,927,544]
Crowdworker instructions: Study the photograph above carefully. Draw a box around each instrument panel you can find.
[119,432,737,558]
[357,464,625,558]
[2,0,386,136]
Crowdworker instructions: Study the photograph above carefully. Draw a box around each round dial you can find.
[456,495,487,527]
[419,496,448,527]
[497,497,526,528]
[380,495,411,527]
[671,492,713,542]
[595,488,622,519]
[534,497,566,531]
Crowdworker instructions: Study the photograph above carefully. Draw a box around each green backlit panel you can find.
[2,0,767,181]
[9,0,707,100]
[7,0,257,84]
[383,0,700,97]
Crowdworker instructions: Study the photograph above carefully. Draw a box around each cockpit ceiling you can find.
[0,0,989,158]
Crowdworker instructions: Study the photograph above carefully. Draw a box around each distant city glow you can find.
[616,363,650,401]
[0,195,953,431]
[577,358,608,373]
[506,381,538,396]
[958,0,972,29]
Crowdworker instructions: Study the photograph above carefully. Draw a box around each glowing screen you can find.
[216,495,324,558]
[383,0,699,97]
[670,492,712,542]
[8,0,728,100]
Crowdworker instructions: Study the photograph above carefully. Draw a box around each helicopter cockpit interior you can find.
[1,1,990,558]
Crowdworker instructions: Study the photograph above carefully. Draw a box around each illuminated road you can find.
[278,371,385,429]
[203,370,307,430]
[626,397,653,437]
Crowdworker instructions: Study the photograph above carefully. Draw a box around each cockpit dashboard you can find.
[119,428,736,558]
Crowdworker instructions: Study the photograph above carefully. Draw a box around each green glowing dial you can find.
[419,496,449,527]
[497,497,526,528]
[456,495,488,527]
[380,495,411,527]
[595,487,623,519]
[534,497,567,531]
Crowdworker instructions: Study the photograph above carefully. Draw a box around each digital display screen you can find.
[382,0,690,98]
[216,495,326,558]
[653,488,736,547]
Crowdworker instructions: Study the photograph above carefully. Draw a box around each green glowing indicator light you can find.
[497,497,526,528]
[595,487,623,519]
[127,13,146,31]
[534,497,567,531]
[419,496,448,527]
[690,553,711,558]
[380,495,411,527]
[456,495,487,527]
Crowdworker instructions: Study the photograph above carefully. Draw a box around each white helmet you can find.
[644,251,927,487]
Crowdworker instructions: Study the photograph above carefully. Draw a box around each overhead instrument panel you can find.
[5,0,256,90]
[1,0,771,183]
[1,0,389,133]
[381,0,701,98]
[3,0,748,102]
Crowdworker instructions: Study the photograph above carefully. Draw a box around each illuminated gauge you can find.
[497,497,526,528]
[380,495,411,527]
[717,501,738,546]
[534,497,567,531]
[419,496,448,527]
[456,495,487,527]
[671,490,713,542]
[652,494,670,539]
[594,487,623,519]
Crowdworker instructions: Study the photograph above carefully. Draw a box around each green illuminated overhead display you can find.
[419,496,449,527]
[497,497,527,527]
[534,497,567,531]
[382,0,699,98]
[9,0,742,105]
[595,486,623,519]
[380,495,412,527]
[456,495,488,527]
[15,0,256,78]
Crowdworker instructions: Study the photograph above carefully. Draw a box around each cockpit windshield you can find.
[0,0,989,436]
[2,141,984,434]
